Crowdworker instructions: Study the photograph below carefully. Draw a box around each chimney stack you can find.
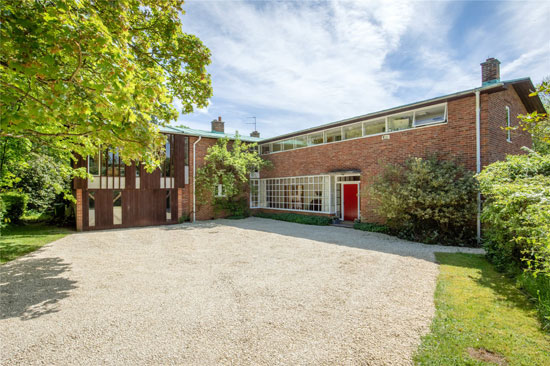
[250,131,260,138]
[211,116,224,133]
[481,58,500,86]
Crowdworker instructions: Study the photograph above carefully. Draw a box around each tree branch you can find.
[0,80,52,110]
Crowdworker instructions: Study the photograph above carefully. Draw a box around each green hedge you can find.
[0,196,5,229]
[253,212,331,226]
[0,192,28,224]
[353,222,390,234]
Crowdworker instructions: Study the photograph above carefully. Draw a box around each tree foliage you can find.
[518,79,550,154]
[0,0,212,171]
[478,152,550,276]
[195,137,270,216]
[369,156,478,246]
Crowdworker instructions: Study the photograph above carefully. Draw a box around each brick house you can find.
[74,58,545,231]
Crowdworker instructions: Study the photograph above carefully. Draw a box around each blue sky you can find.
[175,0,549,138]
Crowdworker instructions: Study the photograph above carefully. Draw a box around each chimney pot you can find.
[481,58,501,85]
[211,117,224,133]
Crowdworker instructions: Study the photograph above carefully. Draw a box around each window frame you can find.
[506,106,512,142]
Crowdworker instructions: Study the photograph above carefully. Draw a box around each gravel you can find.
[0,217,483,365]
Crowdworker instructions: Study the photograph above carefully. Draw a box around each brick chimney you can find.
[250,131,260,138]
[481,58,500,86]
[211,116,224,133]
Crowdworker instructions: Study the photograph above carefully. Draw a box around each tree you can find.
[0,0,212,172]
[517,79,550,154]
[195,137,270,217]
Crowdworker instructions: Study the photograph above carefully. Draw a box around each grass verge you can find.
[414,253,550,366]
[0,224,72,264]
[253,212,331,226]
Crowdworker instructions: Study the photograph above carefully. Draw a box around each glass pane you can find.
[388,113,413,131]
[283,140,294,151]
[166,190,171,221]
[363,119,386,135]
[88,191,95,227]
[113,151,121,177]
[261,144,271,154]
[325,128,342,143]
[272,142,282,152]
[89,152,99,175]
[308,132,324,145]
[343,123,362,139]
[295,136,307,148]
[414,105,446,126]
[101,150,108,176]
[113,190,122,225]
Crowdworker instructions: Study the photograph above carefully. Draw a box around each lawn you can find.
[415,253,550,366]
[0,224,72,264]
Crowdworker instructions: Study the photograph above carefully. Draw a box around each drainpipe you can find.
[192,136,202,222]
[475,90,481,244]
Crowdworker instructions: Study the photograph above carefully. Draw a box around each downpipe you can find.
[475,90,481,244]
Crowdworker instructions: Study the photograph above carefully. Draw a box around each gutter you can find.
[475,90,481,244]
[192,135,202,222]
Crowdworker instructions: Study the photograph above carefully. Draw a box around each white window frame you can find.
[506,106,512,142]
[216,183,225,197]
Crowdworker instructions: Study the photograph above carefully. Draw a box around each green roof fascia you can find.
[159,125,263,143]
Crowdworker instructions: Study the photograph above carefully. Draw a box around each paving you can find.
[0,217,483,365]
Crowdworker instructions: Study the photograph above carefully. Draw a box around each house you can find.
[73,58,545,231]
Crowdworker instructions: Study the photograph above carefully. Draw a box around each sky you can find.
[174,0,550,139]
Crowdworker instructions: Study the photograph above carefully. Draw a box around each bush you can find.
[254,212,331,226]
[214,196,250,218]
[0,195,5,229]
[478,151,550,276]
[369,156,478,246]
[0,192,28,223]
[353,222,390,234]
[517,273,550,331]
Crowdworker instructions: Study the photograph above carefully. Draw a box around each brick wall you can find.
[75,189,83,231]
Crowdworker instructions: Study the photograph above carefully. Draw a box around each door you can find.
[343,184,359,221]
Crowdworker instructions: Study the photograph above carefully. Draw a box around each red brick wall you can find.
[257,90,531,222]
[75,189,83,231]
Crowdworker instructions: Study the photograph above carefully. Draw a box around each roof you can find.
[260,77,545,143]
[159,125,263,143]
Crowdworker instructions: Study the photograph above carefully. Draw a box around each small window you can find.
[216,184,225,197]
[261,144,271,155]
[388,112,413,131]
[343,123,362,139]
[308,132,324,145]
[272,142,282,153]
[363,119,386,135]
[325,128,342,143]
[282,139,294,151]
[414,105,446,127]
[506,106,511,142]
[295,136,307,148]
[113,190,122,225]
[88,191,95,227]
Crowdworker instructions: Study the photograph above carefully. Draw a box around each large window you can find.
[260,103,447,154]
[88,148,126,189]
[255,175,330,213]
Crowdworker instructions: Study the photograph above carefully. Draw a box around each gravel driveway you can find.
[0,217,482,365]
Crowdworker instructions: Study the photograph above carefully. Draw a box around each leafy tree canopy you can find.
[0,0,212,171]
[518,79,550,154]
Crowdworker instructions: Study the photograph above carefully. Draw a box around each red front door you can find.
[343,184,359,221]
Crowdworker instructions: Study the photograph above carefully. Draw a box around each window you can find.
[113,190,122,225]
[89,152,100,176]
[250,179,259,208]
[414,105,446,127]
[282,139,294,151]
[261,144,271,155]
[325,128,342,143]
[162,135,174,178]
[272,142,282,153]
[256,175,330,212]
[216,184,225,197]
[506,106,511,142]
[388,112,413,131]
[308,132,324,145]
[343,123,362,139]
[88,191,95,227]
[166,190,171,221]
[363,118,385,135]
[295,136,307,148]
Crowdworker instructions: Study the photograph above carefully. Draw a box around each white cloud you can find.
[176,0,550,138]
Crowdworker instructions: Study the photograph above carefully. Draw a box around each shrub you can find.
[353,222,390,234]
[477,151,550,276]
[214,196,250,218]
[369,156,478,246]
[0,192,28,223]
[254,212,331,226]
[517,272,550,331]
[0,195,5,229]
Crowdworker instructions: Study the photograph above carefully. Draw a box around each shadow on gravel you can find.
[0,257,77,320]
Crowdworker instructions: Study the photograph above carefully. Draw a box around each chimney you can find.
[211,116,224,133]
[250,131,260,138]
[481,58,501,86]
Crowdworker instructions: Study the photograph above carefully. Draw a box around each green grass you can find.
[517,272,550,331]
[415,253,550,366]
[0,224,72,264]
